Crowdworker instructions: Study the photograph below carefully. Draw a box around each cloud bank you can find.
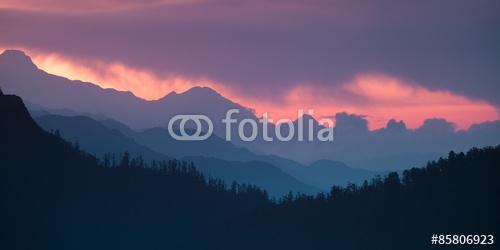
[1,0,499,129]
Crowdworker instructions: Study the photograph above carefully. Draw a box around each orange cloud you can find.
[6,48,498,131]
[218,75,499,130]
[30,52,204,100]
[343,74,499,129]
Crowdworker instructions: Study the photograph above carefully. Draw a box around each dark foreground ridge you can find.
[1,92,499,250]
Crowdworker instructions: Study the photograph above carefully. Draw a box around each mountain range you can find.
[2,88,499,249]
[1,49,499,172]
[33,113,378,194]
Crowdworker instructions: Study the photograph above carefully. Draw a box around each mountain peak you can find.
[0,49,37,69]
[183,86,221,97]
[159,86,222,101]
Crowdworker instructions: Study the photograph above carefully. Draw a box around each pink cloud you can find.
[342,74,499,129]
[9,48,499,131]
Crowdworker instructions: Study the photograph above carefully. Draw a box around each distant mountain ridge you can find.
[35,114,171,161]
[0,90,273,250]
[2,49,499,170]
[0,50,256,133]
[3,79,500,250]
[33,113,380,192]
[34,114,322,196]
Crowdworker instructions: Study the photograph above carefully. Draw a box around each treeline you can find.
[1,92,499,249]
[2,123,271,250]
[1,93,271,250]
[50,128,271,200]
[224,146,500,250]
[100,150,269,198]
[278,147,499,203]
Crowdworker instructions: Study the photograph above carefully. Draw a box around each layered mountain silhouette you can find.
[33,113,379,193]
[34,114,171,161]
[1,49,500,171]
[1,90,499,250]
[0,91,269,249]
[34,114,321,196]
[0,50,255,134]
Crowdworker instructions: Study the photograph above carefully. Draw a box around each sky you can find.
[1,0,499,130]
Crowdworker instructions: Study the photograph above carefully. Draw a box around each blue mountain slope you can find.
[34,114,319,196]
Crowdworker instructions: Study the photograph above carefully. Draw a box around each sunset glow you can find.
[30,51,210,99]
[14,49,497,131]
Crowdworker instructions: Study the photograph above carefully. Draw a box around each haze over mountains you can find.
[0,50,255,131]
[34,113,374,194]
[1,49,499,172]
[2,1,499,248]
[3,82,499,250]
[34,114,323,196]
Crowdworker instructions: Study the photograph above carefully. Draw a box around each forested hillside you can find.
[226,146,500,249]
[0,92,268,249]
[1,91,498,249]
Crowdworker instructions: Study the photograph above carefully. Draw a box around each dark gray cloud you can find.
[1,0,499,104]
